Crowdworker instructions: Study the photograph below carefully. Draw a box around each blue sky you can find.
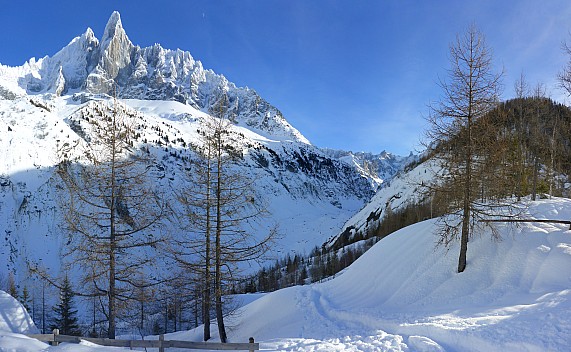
[1,1,571,155]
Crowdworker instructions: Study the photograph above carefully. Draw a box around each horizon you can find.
[1,1,571,155]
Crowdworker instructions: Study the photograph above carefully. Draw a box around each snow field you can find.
[221,198,571,351]
[0,198,570,351]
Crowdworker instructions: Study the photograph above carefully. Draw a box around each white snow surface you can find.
[175,197,571,351]
[1,198,571,350]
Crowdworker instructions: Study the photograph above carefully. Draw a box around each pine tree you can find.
[8,272,18,299]
[51,276,81,336]
[21,286,31,312]
[55,99,165,339]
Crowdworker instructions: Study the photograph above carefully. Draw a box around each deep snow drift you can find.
[1,197,570,351]
[202,197,571,351]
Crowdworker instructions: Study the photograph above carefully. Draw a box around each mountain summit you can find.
[87,11,135,94]
[1,11,308,144]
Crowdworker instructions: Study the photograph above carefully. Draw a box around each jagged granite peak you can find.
[321,148,418,190]
[19,26,99,95]
[100,11,127,47]
[1,11,308,144]
[86,11,135,94]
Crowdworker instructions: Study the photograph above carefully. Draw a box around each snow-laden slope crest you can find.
[187,197,570,351]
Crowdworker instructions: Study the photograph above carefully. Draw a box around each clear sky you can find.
[1,1,571,155]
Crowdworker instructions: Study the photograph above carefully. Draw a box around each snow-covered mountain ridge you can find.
[322,148,418,190]
[0,11,307,145]
[0,12,414,282]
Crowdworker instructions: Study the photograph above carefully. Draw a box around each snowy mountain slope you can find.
[0,11,416,283]
[176,197,571,351]
[0,94,376,282]
[328,157,437,248]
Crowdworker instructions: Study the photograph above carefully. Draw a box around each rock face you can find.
[13,11,307,144]
[85,11,135,94]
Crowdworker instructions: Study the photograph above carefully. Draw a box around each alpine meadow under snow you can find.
[0,10,571,352]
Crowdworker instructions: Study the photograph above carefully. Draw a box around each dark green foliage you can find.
[431,96,571,201]
[51,276,81,336]
[8,277,18,300]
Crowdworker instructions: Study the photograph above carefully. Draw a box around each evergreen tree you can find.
[425,24,504,273]
[8,272,18,300]
[51,276,81,336]
[21,286,31,312]
[55,99,165,339]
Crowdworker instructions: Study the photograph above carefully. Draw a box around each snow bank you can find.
[221,197,571,351]
[0,291,47,352]
[0,290,37,334]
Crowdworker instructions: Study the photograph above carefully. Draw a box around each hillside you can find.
[190,197,571,351]
[330,97,571,250]
[2,198,569,350]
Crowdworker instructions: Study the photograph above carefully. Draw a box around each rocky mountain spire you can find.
[86,11,134,94]
[100,11,132,51]
[13,11,308,144]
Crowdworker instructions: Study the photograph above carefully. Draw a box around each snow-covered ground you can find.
[2,197,570,351]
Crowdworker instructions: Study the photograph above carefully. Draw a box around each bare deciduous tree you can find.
[425,24,503,273]
[172,92,276,342]
[55,98,164,339]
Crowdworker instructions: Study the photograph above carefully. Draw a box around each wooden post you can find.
[249,337,255,352]
[52,328,60,346]
[159,334,165,352]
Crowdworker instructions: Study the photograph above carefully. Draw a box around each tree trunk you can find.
[532,156,538,201]
[108,238,116,338]
[203,156,212,342]
[458,101,473,273]
[215,137,227,343]
[108,116,117,340]
[458,206,470,273]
